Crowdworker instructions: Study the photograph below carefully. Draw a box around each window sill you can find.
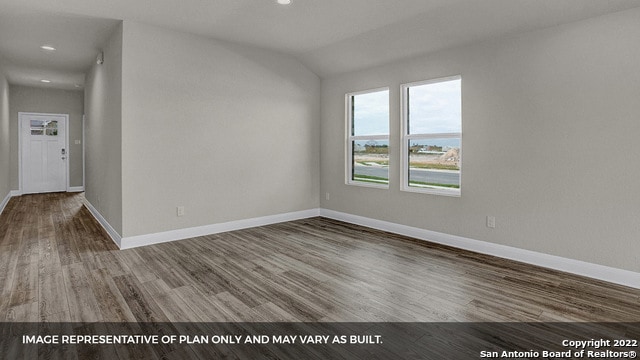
[347,180,389,190]
[401,186,460,197]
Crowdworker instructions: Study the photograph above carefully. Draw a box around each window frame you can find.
[400,75,462,197]
[345,87,390,189]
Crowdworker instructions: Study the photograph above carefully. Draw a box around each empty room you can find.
[1,0,639,359]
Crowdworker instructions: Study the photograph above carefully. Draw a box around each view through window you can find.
[402,76,461,195]
[346,88,389,186]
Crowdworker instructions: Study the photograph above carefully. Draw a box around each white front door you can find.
[20,113,68,194]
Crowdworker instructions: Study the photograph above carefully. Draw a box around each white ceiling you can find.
[0,7,119,90]
[1,0,640,90]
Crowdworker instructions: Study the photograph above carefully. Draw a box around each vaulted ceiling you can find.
[1,0,640,90]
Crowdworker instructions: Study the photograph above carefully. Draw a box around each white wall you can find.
[320,8,640,272]
[0,61,9,201]
[84,22,123,235]
[120,21,320,237]
[9,85,84,189]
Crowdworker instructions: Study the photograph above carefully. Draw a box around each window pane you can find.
[352,90,389,136]
[45,120,58,136]
[30,120,45,128]
[352,139,389,184]
[30,120,58,136]
[408,138,460,189]
[30,120,45,136]
[408,78,461,134]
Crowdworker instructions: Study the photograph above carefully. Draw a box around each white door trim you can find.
[18,112,70,194]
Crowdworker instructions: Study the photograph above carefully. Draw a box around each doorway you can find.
[19,112,69,194]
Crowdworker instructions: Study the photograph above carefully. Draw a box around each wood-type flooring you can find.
[1,192,639,324]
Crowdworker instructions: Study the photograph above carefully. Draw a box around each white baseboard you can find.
[79,200,638,289]
[319,209,640,289]
[10,190,21,196]
[0,191,11,217]
[68,186,84,192]
[120,209,321,250]
[82,199,122,248]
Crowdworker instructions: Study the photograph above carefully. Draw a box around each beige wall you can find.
[120,21,320,237]
[84,22,123,235]
[320,8,640,272]
[8,85,84,189]
[0,62,9,200]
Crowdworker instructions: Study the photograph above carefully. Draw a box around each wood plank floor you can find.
[1,192,639,323]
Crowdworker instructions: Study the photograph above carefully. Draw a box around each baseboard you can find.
[10,190,21,196]
[82,199,122,248]
[68,186,84,192]
[319,209,640,290]
[80,200,638,289]
[120,209,321,250]
[0,191,11,217]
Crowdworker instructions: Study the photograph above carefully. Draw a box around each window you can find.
[346,88,389,187]
[30,120,58,136]
[401,76,461,196]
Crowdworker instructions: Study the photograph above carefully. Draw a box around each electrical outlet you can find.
[177,206,185,217]
[487,216,496,229]
[325,192,330,201]
[75,139,81,145]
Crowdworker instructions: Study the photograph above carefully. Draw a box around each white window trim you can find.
[400,76,462,197]
[345,87,390,189]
